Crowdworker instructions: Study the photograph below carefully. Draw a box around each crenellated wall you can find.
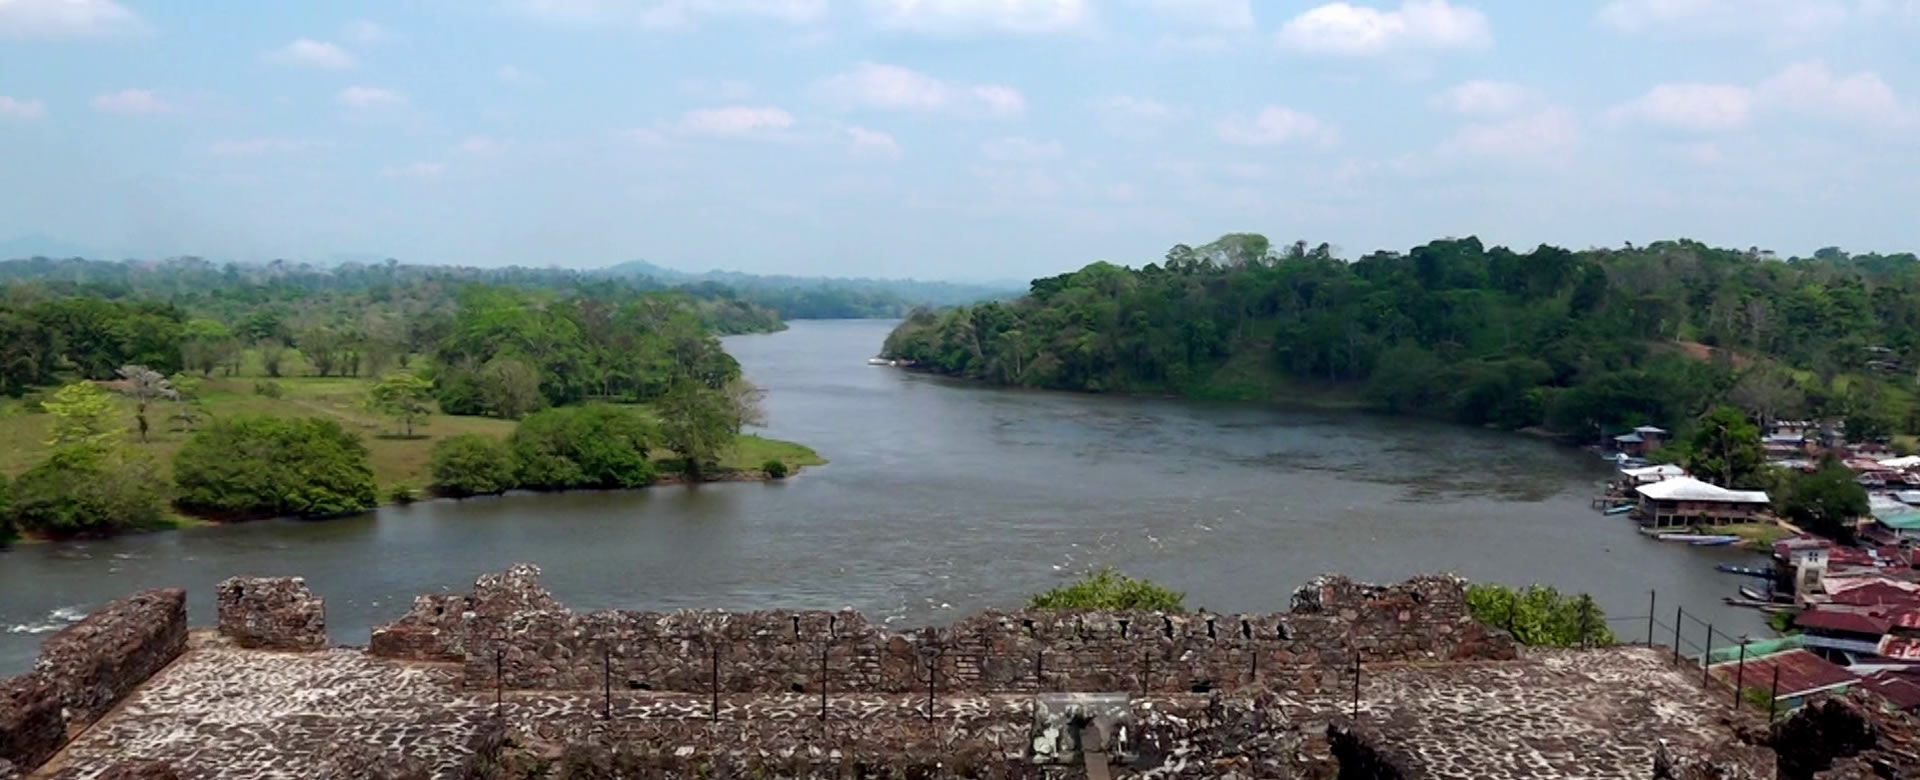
[0,589,187,775]
[366,565,1514,694]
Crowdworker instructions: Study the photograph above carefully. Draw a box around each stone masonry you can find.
[373,566,1514,694]
[215,577,326,651]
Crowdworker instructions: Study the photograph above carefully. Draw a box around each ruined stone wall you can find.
[408,567,1513,693]
[216,576,326,651]
[0,589,187,776]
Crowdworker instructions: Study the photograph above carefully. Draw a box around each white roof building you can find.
[1634,476,1770,504]
[1880,456,1920,470]
[1620,464,1688,483]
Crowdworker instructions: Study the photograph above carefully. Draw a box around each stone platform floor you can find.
[33,636,1760,780]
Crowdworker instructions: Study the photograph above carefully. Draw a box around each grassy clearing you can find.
[2,369,826,526]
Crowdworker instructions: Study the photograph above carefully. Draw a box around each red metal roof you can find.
[1796,606,1895,636]
[1878,635,1920,662]
[1892,611,1920,631]
[1710,649,1859,699]
[1863,670,1920,709]
[1831,582,1920,607]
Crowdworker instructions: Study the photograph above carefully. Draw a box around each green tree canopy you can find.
[41,381,121,449]
[1779,456,1870,543]
[172,415,378,519]
[430,433,519,497]
[11,447,168,539]
[368,373,435,437]
[1685,406,1766,489]
[509,405,658,490]
[1028,568,1186,612]
[1466,583,1615,647]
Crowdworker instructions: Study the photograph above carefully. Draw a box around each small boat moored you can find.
[866,357,895,366]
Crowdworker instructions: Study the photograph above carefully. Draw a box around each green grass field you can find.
[1,361,826,520]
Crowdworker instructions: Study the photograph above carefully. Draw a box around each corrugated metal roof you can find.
[1863,670,1920,709]
[1710,649,1859,699]
[1796,606,1895,636]
[1878,636,1920,662]
[1634,476,1770,503]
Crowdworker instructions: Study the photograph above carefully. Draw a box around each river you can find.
[0,319,1772,673]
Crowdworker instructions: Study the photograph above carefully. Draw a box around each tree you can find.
[41,381,120,449]
[1028,568,1185,611]
[172,416,378,519]
[430,434,519,497]
[11,447,168,539]
[180,319,234,377]
[1779,456,1870,543]
[479,357,545,419]
[509,405,658,490]
[257,339,287,378]
[1728,364,1804,429]
[368,373,434,437]
[655,380,742,477]
[1685,406,1766,489]
[1466,583,1615,647]
[117,364,178,443]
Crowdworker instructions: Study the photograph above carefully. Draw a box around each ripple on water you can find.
[7,605,89,634]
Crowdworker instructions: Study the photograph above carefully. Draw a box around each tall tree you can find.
[367,373,435,437]
[1685,406,1766,489]
[117,364,178,443]
[42,381,120,449]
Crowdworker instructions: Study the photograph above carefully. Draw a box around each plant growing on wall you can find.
[1028,568,1186,612]
[1466,583,1616,647]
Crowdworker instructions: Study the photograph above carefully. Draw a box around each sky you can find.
[1,0,1917,281]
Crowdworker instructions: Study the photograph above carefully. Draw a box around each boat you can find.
[1656,533,1742,545]
[1739,585,1775,602]
[1689,536,1742,547]
[1603,504,1634,515]
[866,357,894,366]
[1716,564,1777,578]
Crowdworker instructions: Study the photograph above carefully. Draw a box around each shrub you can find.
[510,405,657,490]
[12,447,168,538]
[763,459,789,479]
[1028,568,1185,612]
[254,380,284,399]
[1466,583,1616,647]
[388,482,419,505]
[430,434,519,497]
[173,415,378,519]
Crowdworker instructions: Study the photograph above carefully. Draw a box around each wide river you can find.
[1,319,1771,673]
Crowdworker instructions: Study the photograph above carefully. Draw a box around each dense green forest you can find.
[0,256,818,543]
[604,260,1021,319]
[884,235,1920,441]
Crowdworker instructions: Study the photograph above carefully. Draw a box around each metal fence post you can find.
[1579,598,1593,650]
[494,645,504,721]
[1702,624,1716,683]
[710,643,720,722]
[602,642,612,720]
[819,640,829,721]
[1768,665,1781,721]
[1733,642,1749,708]
[1351,650,1361,719]
[1671,606,1683,664]
[1647,590,1657,646]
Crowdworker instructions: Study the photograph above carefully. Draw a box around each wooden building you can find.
[1634,476,1770,528]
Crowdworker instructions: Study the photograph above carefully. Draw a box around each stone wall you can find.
[0,589,187,776]
[216,576,326,651]
[1327,722,1416,780]
[420,567,1513,693]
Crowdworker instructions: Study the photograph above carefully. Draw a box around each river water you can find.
[0,319,1771,673]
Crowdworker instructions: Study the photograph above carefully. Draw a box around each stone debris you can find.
[215,577,326,651]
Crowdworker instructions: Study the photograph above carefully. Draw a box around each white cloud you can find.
[0,0,140,38]
[1217,106,1338,147]
[0,95,45,119]
[1100,95,1172,120]
[1430,79,1534,115]
[846,126,902,159]
[498,65,539,86]
[344,19,388,44]
[981,136,1064,162]
[680,79,754,100]
[208,138,311,157]
[1276,0,1490,56]
[508,0,826,28]
[1441,107,1579,160]
[1133,0,1253,30]
[456,136,506,156]
[815,62,1024,117]
[337,86,406,108]
[1609,61,1913,132]
[676,105,795,136]
[865,0,1086,34]
[266,39,356,70]
[90,89,173,114]
[1598,0,1851,34]
[382,161,446,178]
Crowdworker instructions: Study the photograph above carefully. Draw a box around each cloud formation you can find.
[266,39,356,69]
[337,86,407,108]
[1276,0,1490,56]
[90,89,173,114]
[677,105,796,136]
[815,62,1024,117]
[865,0,1085,34]
[0,0,140,37]
[0,95,45,119]
[1217,106,1338,147]
[1610,61,1913,131]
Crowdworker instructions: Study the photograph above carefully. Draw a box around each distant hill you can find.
[599,260,1023,319]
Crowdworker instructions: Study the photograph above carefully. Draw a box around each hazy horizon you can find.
[1,0,1917,279]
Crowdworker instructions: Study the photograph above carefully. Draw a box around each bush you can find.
[1466,583,1616,647]
[388,482,419,505]
[173,415,378,519]
[430,434,519,497]
[763,459,789,479]
[1028,568,1185,612]
[254,380,283,399]
[12,447,169,538]
[510,405,657,490]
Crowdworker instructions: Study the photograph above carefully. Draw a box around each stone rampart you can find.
[377,566,1513,693]
[0,589,187,776]
[216,577,326,651]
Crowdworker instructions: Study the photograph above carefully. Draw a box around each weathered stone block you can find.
[35,588,187,729]
[0,672,64,773]
[217,576,326,651]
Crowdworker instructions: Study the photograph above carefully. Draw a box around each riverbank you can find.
[1,375,824,540]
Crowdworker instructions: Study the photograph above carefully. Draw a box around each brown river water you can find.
[0,319,1772,673]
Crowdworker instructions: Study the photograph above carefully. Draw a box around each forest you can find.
[0,256,821,544]
[603,259,1021,319]
[883,235,1920,444]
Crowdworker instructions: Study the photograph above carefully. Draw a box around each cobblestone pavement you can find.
[33,636,1753,779]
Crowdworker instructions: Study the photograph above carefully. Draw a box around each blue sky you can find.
[1,0,1916,280]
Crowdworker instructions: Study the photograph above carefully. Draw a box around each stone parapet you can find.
[215,577,326,651]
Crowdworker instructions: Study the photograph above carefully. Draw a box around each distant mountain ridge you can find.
[600,259,1024,319]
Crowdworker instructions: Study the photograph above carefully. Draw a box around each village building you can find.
[1632,476,1770,528]
[1611,425,1669,457]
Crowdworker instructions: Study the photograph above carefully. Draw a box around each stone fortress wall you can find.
[368,565,1517,695]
